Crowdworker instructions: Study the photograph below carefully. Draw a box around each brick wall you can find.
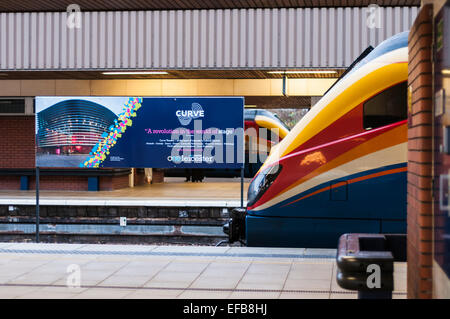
[99,174,130,191]
[152,169,165,183]
[0,116,35,168]
[29,175,88,191]
[0,174,134,191]
[134,169,146,186]
[407,3,433,299]
[0,176,21,190]
[0,116,35,190]
[0,115,142,191]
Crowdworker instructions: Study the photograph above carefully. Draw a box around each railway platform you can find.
[0,242,407,299]
[0,177,250,207]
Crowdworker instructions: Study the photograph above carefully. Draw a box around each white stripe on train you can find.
[251,142,407,211]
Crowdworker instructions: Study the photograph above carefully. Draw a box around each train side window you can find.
[363,81,407,130]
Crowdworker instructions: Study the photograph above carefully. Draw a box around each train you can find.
[164,108,290,179]
[224,31,409,248]
[243,109,290,177]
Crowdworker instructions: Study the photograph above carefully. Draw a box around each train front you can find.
[222,126,292,246]
[223,31,409,247]
[223,109,292,245]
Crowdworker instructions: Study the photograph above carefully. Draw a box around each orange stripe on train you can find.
[261,121,407,206]
[282,166,407,207]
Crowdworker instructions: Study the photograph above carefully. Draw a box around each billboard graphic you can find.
[35,97,244,169]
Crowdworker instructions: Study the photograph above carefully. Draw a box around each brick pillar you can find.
[407,4,433,299]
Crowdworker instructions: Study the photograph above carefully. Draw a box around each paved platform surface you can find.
[0,243,407,299]
[0,178,250,207]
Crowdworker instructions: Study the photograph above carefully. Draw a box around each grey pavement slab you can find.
[0,242,406,299]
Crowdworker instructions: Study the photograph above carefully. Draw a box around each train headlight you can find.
[247,164,282,207]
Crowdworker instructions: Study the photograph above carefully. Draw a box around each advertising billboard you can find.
[35,96,244,169]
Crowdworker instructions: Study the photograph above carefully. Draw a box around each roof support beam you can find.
[0,78,336,97]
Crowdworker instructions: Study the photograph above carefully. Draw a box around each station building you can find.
[0,0,448,298]
[0,1,418,191]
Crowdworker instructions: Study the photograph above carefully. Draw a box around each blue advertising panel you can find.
[35,97,244,169]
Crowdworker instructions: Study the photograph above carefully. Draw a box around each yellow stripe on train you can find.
[261,48,408,172]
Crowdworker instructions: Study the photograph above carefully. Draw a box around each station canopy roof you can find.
[0,0,420,12]
[0,1,418,109]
